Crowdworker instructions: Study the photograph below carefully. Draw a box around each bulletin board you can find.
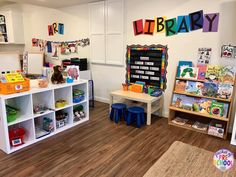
[26,53,44,75]
[126,44,168,90]
[0,53,21,72]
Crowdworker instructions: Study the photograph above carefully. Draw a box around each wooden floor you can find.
[0,101,235,177]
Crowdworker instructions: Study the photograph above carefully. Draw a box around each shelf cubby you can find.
[32,90,54,117]
[73,102,87,124]
[72,83,88,103]
[8,119,35,151]
[34,112,55,139]
[5,94,33,126]
[54,86,72,109]
[55,106,73,130]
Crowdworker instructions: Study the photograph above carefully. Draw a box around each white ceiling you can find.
[0,0,102,8]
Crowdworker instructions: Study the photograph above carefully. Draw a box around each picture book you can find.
[202,82,218,97]
[222,103,229,118]
[218,83,233,99]
[179,66,198,80]
[205,65,221,83]
[174,80,186,92]
[172,94,194,110]
[210,101,224,117]
[171,117,188,125]
[197,64,207,80]
[177,61,192,77]
[219,66,236,85]
[185,81,203,95]
[192,98,212,114]
[192,121,208,131]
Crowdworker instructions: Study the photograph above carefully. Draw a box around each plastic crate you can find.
[0,78,30,95]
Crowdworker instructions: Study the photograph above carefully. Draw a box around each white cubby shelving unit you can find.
[0,79,89,154]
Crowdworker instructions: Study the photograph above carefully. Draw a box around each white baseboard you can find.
[95,96,110,104]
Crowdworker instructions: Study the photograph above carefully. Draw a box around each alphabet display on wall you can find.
[126,44,168,90]
[133,10,219,36]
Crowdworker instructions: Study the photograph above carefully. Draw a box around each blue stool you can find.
[110,103,127,123]
[127,106,145,128]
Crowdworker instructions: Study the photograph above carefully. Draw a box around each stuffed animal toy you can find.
[51,65,65,84]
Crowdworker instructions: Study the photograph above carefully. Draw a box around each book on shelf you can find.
[174,80,186,92]
[171,117,188,125]
[219,66,236,85]
[185,81,203,95]
[210,101,224,117]
[202,82,218,97]
[192,98,212,114]
[205,65,221,83]
[179,66,198,80]
[177,61,193,77]
[208,120,225,138]
[192,121,208,131]
[218,83,233,99]
[172,94,193,111]
[197,64,207,80]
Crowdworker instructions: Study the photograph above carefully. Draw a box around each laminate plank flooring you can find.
[0,101,235,177]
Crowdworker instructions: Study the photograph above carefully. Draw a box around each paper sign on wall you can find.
[197,48,212,64]
[221,45,236,58]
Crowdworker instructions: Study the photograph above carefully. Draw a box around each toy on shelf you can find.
[6,105,18,123]
[51,65,65,84]
[9,127,25,147]
[122,83,128,91]
[66,76,74,83]
[55,99,68,108]
[56,111,68,128]
[73,89,85,103]
[38,77,48,88]
[73,105,86,122]
[33,104,49,114]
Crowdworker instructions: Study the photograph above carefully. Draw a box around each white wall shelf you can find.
[0,79,89,154]
[0,10,25,44]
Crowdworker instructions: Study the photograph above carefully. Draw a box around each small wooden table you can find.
[110,90,163,125]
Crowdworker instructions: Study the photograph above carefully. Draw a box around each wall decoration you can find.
[133,19,144,35]
[31,38,90,55]
[32,38,39,47]
[143,19,155,35]
[221,45,236,58]
[48,22,64,36]
[133,10,219,36]
[156,16,166,33]
[197,48,212,64]
[203,13,219,32]
[126,44,168,90]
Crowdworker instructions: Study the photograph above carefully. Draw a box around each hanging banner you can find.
[133,10,219,36]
